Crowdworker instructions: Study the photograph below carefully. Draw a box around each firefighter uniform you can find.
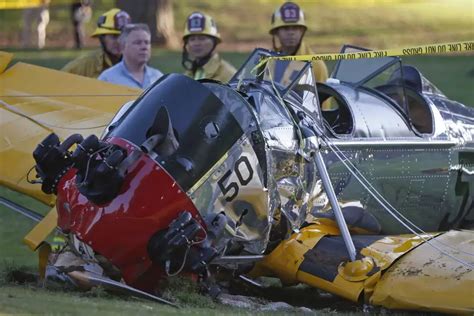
[182,12,236,83]
[62,49,114,78]
[272,41,328,87]
[293,41,328,84]
[270,2,333,110]
[61,8,130,78]
[184,53,235,83]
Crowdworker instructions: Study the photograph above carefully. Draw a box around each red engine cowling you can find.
[55,137,203,292]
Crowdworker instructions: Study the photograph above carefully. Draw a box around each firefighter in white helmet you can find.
[62,8,131,78]
[182,12,236,83]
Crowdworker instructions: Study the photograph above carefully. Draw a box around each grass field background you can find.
[8,49,474,105]
[0,186,315,315]
[1,0,473,52]
[1,50,473,314]
[1,0,473,312]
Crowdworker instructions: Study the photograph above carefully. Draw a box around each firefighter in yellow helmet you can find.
[182,12,236,83]
[270,2,328,83]
[62,8,131,78]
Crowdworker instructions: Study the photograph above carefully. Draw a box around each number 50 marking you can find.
[218,156,254,202]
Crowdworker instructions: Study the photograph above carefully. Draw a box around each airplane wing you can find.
[0,51,140,204]
[0,0,44,10]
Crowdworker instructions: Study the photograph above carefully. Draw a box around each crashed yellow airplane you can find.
[0,49,473,314]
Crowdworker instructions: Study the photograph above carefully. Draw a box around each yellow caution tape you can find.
[256,41,474,69]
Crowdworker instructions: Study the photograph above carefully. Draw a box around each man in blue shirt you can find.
[98,23,163,89]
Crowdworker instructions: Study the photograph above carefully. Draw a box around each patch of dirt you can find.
[6,270,38,284]
[223,277,361,313]
[0,264,38,285]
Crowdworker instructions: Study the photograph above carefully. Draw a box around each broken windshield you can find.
[230,48,321,121]
[231,49,309,94]
[331,45,445,96]
[331,45,445,119]
[331,45,400,86]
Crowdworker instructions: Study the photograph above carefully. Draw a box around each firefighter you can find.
[182,12,236,83]
[62,8,131,78]
[270,2,334,111]
[270,2,328,83]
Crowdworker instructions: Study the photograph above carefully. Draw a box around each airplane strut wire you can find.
[317,131,474,269]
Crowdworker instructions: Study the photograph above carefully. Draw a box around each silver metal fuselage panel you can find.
[319,82,474,233]
[193,73,474,254]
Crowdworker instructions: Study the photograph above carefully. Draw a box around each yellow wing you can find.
[250,223,474,314]
[0,51,140,204]
[0,0,44,10]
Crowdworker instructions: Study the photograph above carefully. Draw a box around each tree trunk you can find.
[155,0,179,48]
[116,0,178,48]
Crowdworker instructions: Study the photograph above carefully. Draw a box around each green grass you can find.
[0,285,198,315]
[399,55,474,106]
[0,187,49,267]
[7,49,474,106]
[1,1,472,312]
[1,50,473,272]
[2,49,471,312]
[1,0,472,52]
[0,186,339,314]
[8,49,247,76]
[172,0,474,49]
[0,267,225,315]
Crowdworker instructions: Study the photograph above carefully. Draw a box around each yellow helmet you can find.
[269,2,307,35]
[183,12,221,43]
[92,8,131,37]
